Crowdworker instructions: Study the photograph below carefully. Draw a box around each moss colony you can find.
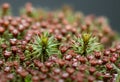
[0,3,120,82]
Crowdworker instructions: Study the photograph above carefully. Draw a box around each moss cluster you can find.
[0,3,120,82]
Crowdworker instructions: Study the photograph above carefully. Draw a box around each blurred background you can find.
[0,0,120,32]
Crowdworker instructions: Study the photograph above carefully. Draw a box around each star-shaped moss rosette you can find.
[72,33,103,55]
[27,32,60,62]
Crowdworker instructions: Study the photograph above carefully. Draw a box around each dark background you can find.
[0,0,120,32]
